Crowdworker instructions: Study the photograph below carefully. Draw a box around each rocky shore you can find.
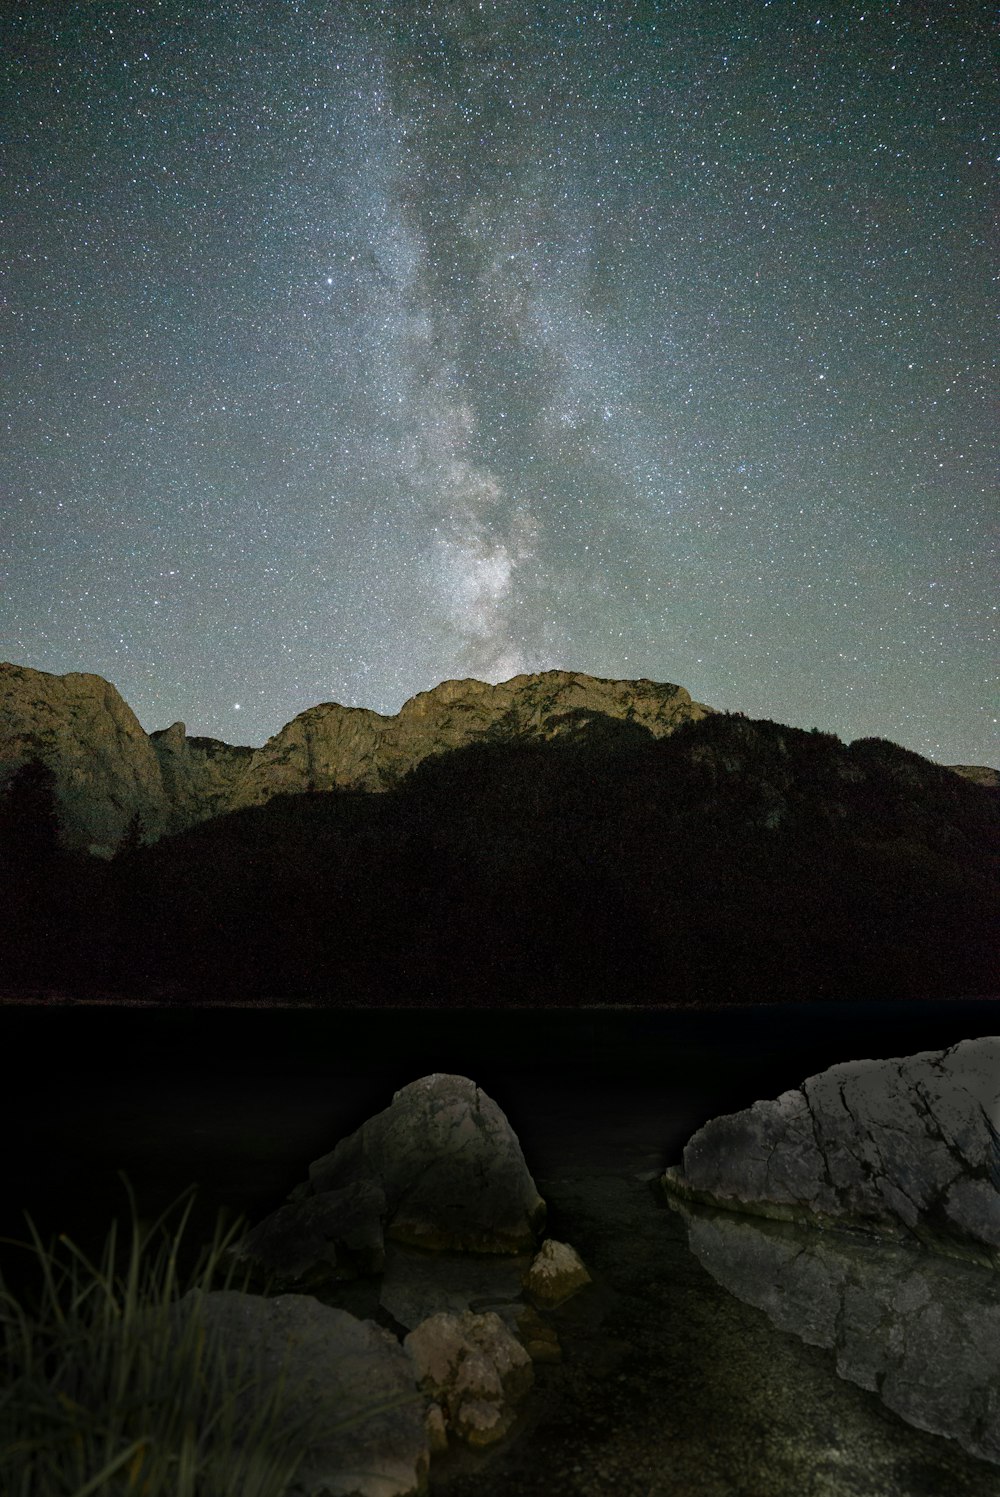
[175,1053,1000,1494]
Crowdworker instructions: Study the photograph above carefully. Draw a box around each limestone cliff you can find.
[149,721,256,827]
[4,662,994,856]
[0,663,170,854]
[0,665,713,852]
[231,670,713,809]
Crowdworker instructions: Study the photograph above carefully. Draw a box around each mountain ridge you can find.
[2,664,996,1005]
[1,663,715,853]
[2,660,995,857]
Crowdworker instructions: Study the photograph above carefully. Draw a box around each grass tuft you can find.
[0,1178,321,1497]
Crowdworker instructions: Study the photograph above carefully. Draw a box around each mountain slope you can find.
[9,710,987,1007]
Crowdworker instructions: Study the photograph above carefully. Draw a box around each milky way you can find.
[2,2,996,764]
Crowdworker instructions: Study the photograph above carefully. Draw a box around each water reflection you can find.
[670,1198,1000,1466]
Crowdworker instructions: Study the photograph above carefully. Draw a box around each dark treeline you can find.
[1,713,997,1005]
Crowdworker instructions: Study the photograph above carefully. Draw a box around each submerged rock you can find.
[662,1037,1000,1267]
[378,1242,529,1332]
[673,1199,1000,1466]
[232,1180,386,1290]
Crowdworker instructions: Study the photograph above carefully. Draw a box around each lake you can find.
[4,997,999,1494]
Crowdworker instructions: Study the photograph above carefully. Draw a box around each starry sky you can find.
[2,1,997,765]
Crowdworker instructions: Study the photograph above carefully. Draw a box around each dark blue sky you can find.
[3,1,996,764]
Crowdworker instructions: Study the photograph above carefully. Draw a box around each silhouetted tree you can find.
[0,759,61,869]
[115,811,145,858]
[0,758,64,988]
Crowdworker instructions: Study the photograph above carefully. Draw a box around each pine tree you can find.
[0,758,61,868]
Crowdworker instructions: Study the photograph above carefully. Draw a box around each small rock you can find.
[524,1238,592,1307]
[514,1303,563,1363]
[405,1310,533,1448]
[463,1310,535,1404]
[424,1401,449,1455]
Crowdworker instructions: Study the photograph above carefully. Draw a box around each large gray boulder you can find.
[185,1291,429,1497]
[304,1074,546,1254]
[662,1038,1000,1267]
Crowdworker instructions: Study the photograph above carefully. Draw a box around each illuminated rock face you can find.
[147,718,255,827]
[663,1037,1000,1269]
[1,662,711,850]
[0,662,170,854]
[217,668,712,808]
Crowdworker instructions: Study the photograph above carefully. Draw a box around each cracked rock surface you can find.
[663,1037,1000,1265]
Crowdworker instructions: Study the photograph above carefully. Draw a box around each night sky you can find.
[3,2,997,766]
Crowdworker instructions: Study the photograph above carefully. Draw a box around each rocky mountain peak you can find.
[0,663,713,852]
[4,661,995,857]
[229,669,713,810]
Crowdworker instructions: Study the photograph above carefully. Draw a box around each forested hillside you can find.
[2,713,996,1006]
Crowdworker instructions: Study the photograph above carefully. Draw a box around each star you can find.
[1,2,993,766]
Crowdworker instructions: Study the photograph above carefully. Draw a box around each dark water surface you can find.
[4,998,1000,1495]
[4,998,999,1255]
